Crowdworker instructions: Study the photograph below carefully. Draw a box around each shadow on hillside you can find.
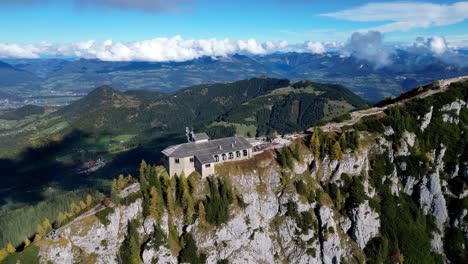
[0,129,186,209]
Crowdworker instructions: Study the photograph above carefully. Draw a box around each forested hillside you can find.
[2,77,466,264]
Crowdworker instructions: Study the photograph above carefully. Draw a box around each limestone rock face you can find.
[420,106,433,131]
[319,206,346,264]
[348,201,380,249]
[417,173,448,228]
[39,199,143,264]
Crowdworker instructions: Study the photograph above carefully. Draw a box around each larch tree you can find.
[86,194,93,207]
[6,243,15,254]
[310,130,321,158]
[0,248,8,261]
[79,200,87,210]
[331,141,343,160]
[24,238,31,248]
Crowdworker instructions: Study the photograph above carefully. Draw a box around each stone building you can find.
[162,132,253,177]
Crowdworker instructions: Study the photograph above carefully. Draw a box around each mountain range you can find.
[2,50,468,104]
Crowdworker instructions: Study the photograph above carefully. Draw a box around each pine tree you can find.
[86,194,93,207]
[149,186,162,221]
[119,220,141,264]
[117,174,125,191]
[166,186,175,217]
[310,129,321,158]
[139,160,148,179]
[111,178,119,201]
[331,141,343,160]
[167,224,181,256]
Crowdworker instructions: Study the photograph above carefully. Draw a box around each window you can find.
[175,158,180,164]
[222,154,227,161]
[229,152,234,159]
[214,155,219,162]
[236,151,241,158]
[243,150,248,157]
[205,164,211,168]
[189,157,194,163]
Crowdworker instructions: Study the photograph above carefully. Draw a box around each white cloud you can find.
[0,36,290,61]
[341,31,394,68]
[306,42,325,54]
[322,2,468,32]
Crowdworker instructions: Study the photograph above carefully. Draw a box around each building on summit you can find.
[162,129,253,177]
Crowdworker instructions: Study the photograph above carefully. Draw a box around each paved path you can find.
[313,75,468,133]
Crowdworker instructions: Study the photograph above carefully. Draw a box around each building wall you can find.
[167,147,254,178]
[168,156,195,177]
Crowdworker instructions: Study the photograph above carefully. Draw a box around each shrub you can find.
[95,207,115,226]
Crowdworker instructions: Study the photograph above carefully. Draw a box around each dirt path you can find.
[313,75,468,133]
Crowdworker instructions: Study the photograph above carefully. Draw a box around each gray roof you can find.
[162,136,252,164]
[193,133,210,141]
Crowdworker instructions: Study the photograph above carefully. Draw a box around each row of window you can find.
[174,149,248,164]
[214,149,248,162]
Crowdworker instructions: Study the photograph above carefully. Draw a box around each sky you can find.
[0,0,467,61]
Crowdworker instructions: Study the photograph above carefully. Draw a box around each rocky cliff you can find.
[36,80,467,264]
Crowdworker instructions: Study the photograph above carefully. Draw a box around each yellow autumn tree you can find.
[86,194,93,207]
[149,186,161,220]
[331,141,343,160]
[310,130,321,158]
[6,243,15,254]
[0,248,8,262]
[37,224,45,237]
[24,239,31,248]
[79,200,87,210]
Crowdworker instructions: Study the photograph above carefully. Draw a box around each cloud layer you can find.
[0,37,289,61]
[322,1,468,32]
[0,33,466,68]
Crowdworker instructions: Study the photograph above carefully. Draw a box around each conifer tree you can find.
[33,234,41,242]
[166,186,175,217]
[331,141,343,160]
[117,174,125,190]
[0,248,8,262]
[70,202,81,214]
[86,194,93,207]
[139,160,148,179]
[167,224,181,256]
[149,186,162,221]
[37,224,45,237]
[111,178,119,201]
[42,218,52,233]
[79,200,87,210]
[6,243,15,254]
[119,220,141,264]
[310,129,321,158]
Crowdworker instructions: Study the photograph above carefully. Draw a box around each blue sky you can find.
[1,0,466,43]
[0,1,467,61]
